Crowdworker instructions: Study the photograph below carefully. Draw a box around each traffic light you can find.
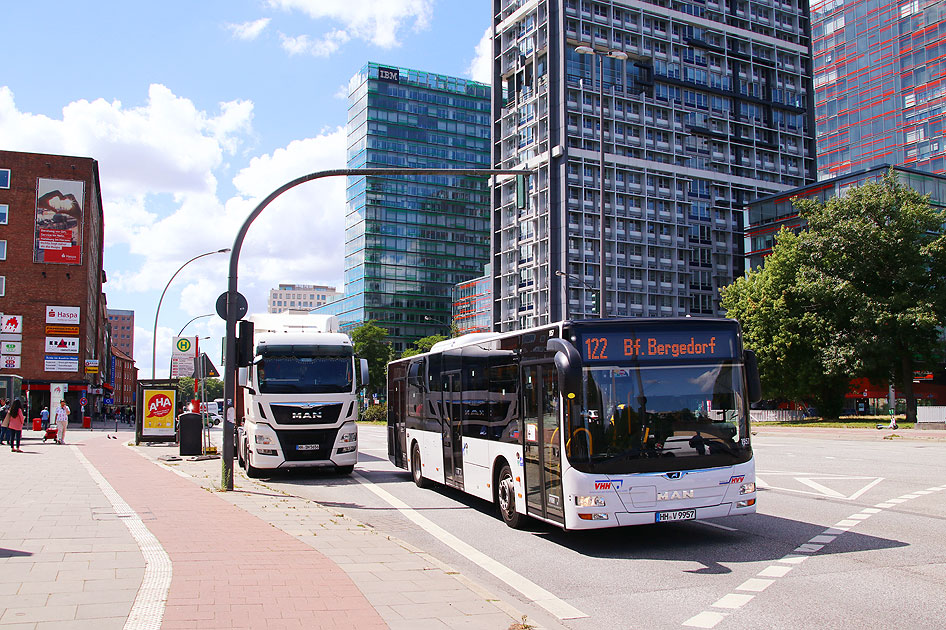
[516,173,528,209]
[591,291,600,315]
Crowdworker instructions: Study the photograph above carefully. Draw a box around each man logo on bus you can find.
[594,480,623,491]
[657,490,695,501]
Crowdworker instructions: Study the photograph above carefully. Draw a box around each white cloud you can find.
[227,18,271,41]
[268,0,432,54]
[467,26,492,83]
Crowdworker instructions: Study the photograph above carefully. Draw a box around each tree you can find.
[720,228,852,417]
[349,321,393,397]
[792,169,946,423]
[401,334,447,358]
[723,169,946,422]
[175,377,223,409]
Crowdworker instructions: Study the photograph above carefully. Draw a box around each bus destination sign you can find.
[577,328,738,363]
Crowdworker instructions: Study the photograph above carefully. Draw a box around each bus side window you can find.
[489,360,519,443]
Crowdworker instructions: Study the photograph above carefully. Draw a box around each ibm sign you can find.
[378,66,400,83]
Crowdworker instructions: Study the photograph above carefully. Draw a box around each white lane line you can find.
[860,508,882,514]
[73,446,171,630]
[711,593,755,609]
[913,490,933,495]
[834,519,860,527]
[777,555,808,565]
[735,578,775,592]
[683,611,729,628]
[794,543,824,553]
[887,498,908,504]
[808,535,836,544]
[847,477,885,501]
[847,513,872,520]
[696,519,739,532]
[758,565,792,578]
[351,471,587,620]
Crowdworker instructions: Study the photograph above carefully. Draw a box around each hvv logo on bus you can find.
[594,480,623,491]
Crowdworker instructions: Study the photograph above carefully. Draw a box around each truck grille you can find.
[269,403,343,425]
[276,428,338,461]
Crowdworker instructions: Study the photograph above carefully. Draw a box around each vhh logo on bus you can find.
[594,480,623,491]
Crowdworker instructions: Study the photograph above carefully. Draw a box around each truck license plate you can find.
[296,444,319,451]
[656,509,696,523]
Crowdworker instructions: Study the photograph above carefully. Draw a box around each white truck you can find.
[236,313,368,477]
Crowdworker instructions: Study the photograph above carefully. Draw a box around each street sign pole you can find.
[220,167,531,491]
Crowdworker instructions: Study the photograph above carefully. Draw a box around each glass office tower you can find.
[813,0,946,179]
[321,63,491,352]
[491,0,816,331]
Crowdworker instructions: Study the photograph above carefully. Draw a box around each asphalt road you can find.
[251,426,946,630]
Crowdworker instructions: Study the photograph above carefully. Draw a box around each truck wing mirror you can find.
[237,367,255,395]
[360,358,370,390]
[547,337,582,399]
[237,319,254,367]
[744,349,762,403]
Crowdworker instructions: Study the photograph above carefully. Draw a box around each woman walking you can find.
[5,399,25,452]
[55,399,70,445]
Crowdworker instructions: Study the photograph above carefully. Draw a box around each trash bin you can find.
[82,416,91,428]
[32,418,41,431]
[178,412,202,456]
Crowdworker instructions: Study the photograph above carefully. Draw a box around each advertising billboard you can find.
[45,356,79,372]
[46,306,81,325]
[142,389,176,438]
[34,179,84,265]
[170,336,198,378]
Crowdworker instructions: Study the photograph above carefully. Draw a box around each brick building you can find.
[107,308,134,359]
[0,150,108,422]
[110,346,136,409]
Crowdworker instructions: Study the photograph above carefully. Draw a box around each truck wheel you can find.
[411,443,428,488]
[237,440,245,467]
[336,465,354,475]
[246,448,262,479]
[497,463,524,529]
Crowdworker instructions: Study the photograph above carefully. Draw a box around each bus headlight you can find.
[740,482,756,495]
[575,495,606,507]
[340,432,357,443]
[255,434,274,445]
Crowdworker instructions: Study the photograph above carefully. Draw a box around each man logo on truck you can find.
[291,410,323,420]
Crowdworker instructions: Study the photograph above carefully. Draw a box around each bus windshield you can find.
[565,322,751,474]
[257,356,353,394]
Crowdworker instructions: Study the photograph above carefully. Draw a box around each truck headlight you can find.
[255,434,274,445]
[575,495,606,507]
[740,482,756,495]
[340,432,357,443]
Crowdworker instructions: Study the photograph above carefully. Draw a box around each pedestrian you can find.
[40,406,50,430]
[5,399,25,452]
[0,398,8,446]
[54,399,70,445]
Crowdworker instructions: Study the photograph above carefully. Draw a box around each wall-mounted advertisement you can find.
[45,336,79,354]
[142,389,176,437]
[46,306,81,325]
[2,355,20,369]
[50,383,67,410]
[45,355,79,372]
[34,179,85,265]
[1,315,22,333]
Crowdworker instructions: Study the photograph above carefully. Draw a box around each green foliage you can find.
[349,321,393,396]
[360,402,387,423]
[722,169,946,421]
[401,334,447,358]
[176,377,223,405]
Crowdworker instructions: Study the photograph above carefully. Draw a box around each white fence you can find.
[750,409,805,423]
[917,407,946,424]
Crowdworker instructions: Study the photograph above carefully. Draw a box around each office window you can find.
[0,277,5,296]
[0,204,7,224]
[0,240,6,260]
[0,169,9,189]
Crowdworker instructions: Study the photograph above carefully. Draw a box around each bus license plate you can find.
[296,444,319,451]
[656,509,696,523]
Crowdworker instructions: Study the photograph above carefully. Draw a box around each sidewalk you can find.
[752,424,946,441]
[1,428,553,630]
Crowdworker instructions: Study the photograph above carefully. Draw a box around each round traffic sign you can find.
[216,291,248,320]
[79,396,88,406]
[176,338,192,353]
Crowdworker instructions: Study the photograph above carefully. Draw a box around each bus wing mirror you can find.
[744,349,762,403]
[360,358,370,390]
[547,338,582,397]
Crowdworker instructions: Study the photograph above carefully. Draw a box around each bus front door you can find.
[441,371,464,490]
[521,362,564,525]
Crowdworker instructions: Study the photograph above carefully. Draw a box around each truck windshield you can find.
[257,356,353,394]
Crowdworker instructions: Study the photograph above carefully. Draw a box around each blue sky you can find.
[0,0,492,377]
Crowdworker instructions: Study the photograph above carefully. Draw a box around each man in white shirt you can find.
[55,400,70,444]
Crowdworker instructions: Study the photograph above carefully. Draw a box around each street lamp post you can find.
[220,167,530,491]
[556,270,596,317]
[576,46,627,319]
[178,313,215,337]
[151,249,230,380]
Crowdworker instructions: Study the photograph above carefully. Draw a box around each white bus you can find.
[386,318,760,530]
[236,313,368,477]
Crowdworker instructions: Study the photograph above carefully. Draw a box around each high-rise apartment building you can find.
[813,0,946,179]
[268,283,340,313]
[491,0,816,330]
[107,309,134,358]
[317,62,492,352]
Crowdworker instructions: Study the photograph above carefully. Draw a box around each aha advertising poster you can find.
[142,389,176,437]
[34,178,85,265]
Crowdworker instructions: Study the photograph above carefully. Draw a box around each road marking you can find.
[73,446,171,630]
[683,481,942,628]
[696,519,739,532]
[351,471,587,620]
[795,477,845,498]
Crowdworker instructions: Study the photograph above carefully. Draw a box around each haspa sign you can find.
[142,389,176,438]
[46,306,81,325]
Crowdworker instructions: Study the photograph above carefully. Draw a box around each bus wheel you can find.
[497,464,523,529]
[411,443,428,488]
[246,448,262,479]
